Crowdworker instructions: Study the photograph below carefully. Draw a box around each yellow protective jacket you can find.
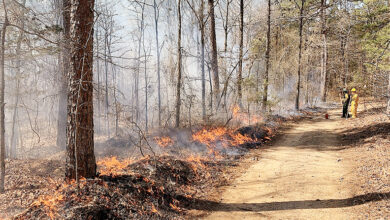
[351,94,359,107]
[351,93,359,118]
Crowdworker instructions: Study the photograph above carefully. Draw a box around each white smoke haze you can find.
[2,0,334,162]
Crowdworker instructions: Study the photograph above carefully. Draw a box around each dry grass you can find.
[341,102,390,219]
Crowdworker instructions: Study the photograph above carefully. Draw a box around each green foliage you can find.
[354,0,390,71]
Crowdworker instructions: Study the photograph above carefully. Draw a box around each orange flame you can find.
[154,136,174,148]
[32,193,65,219]
[192,127,255,147]
[32,178,89,219]
[232,105,263,125]
[151,204,159,214]
[97,156,133,176]
[192,127,256,159]
[170,203,180,211]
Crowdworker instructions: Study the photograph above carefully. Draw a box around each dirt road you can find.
[203,109,357,219]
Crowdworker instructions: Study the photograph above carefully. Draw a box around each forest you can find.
[0,0,389,219]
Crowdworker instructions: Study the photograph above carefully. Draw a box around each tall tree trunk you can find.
[223,0,231,53]
[10,0,26,157]
[143,39,148,133]
[9,81,19,159]
[95,19,101,134]
[320,0,327,102]
[104,28,110,137]
[208,0,220,110]
[153,0,162,127]
[295,0,305,111]
[107,24,118,136]
[57,0,70,149]
[135,5,145,124]
[200,0,206,122]
[208,63,213,110]
[222,0,231,110]
[65,0,96,181]
[237,0,244,107]
[0,0,7,193]
[175,0,182,128]
[263,0,271,112]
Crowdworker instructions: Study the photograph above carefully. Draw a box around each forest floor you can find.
[189,104,390,219]
[0,102,388,219]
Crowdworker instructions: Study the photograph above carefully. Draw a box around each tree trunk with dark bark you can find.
[65,0,96,181]
[237,0,244,107]
[0,0,7,193]
[153,0,162,127]
[295,0,305,111]
[263,0,271,112]
[200,0,206,122]
[175,0,182,128]
[320,0,328,102]
[207,0,220,110]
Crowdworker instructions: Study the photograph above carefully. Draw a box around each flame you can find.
[186,154,207,173]
[230,133,254,145]
[169,203,180,211]
[192,127,257,159]
[192,128,255,147]
[233,105,240,117]
[151,204,159,214]
[192,127,229,146]
[97,156,133,176]
[32,178,89,219]
[32,193,65,219]
[154,136,174,148]
[232,105,263,125]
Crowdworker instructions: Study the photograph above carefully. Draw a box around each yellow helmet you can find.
[351,88,356,92]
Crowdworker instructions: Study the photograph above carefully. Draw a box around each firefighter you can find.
[341,88,350,118]
[351,88,359,118]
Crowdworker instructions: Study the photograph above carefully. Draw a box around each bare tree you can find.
[263,0,271,112]
[175,0,182,128]
[237,0,244,106]
[0,0,8,193]
[9,0,26,157]
[320,0,327,102]
[207,0,220,110]
[57,0,70,148]
[186,0,207,121]
[295,0,305,111]
[65,0,96,181]
[153,0,162,127]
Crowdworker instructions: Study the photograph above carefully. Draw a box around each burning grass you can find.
[14,111,292,219]
[154,136,174,148]
[15,155,220,219]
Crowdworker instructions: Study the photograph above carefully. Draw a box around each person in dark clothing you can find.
[341,88,350,118]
